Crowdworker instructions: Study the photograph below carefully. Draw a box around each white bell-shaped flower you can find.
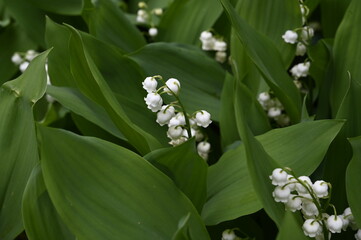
[156,105,175,126]
[327,215,343,233]
[167,126,183,140]
[11,53,22,65]
[302,219,322,238]
[168,113,186,127]
[169,136,187,146]
[197,141,211,154]
[19,61,29,72]
[301,26,314,42]
[144,92,163,112]
[312,180,329,198]
[272,186,291,203]
[222,229,237,240]
[285,194,303,212]
[268,107,282,118]
[153,8,163,15]
[25,50,38,61]
[149,27,158,37]
[136,9,149,23]
[142,76,158,92]
[215,51,227,63]
[296,42,307,56]
[165,78,180,95]
[200,31,213,41]
[290,62,311,79]
[302,201,319,217]
[269,168,288,186]
[214,40,227,51]
[194,110,212,128]
[295,176,312,194]
[282,30,298,44]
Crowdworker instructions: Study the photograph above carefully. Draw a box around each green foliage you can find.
[0,0,360,239]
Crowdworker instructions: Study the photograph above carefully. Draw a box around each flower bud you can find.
[165,78,180,95]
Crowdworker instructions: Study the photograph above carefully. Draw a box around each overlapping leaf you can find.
[38,126,210,239]
[219,0,301,123]
[22,165,75,240]
[0,49,50,240]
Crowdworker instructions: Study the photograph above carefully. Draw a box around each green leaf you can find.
[29,0,84,15]
[202,119,344,225]
[330,0,361,115]
[276,212,308,240]
[83,0,145,52]
[219,0,301,123]
[321,0,351,38]
[260,120,344,175]
[346,136,361,227]
[145,139,208,212]
[5,0,46,47]
[0,25,37,84]
[234,80,271,136]
[0,50,50,240]
[129,43,225,121]
[156,0,222,44]
[38,126,210,239]
[22,165,75,240]
[67,25,161,154]
[202,144,261,226]
[171,213,191,240]
[219,73,239,149]
[46,86,125,140]
[233,0,301,68]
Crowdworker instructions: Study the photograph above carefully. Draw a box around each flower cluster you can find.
[257,92,290,127]
[199,31,228,63]
[136,2,163,37]
[11,50,39,73]
[142,75,212,160]
[282,1,313,89]
[270,168,360,239]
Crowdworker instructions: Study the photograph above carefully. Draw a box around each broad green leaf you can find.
[234,80,271,136]
[0,50,50,240]
[129,43,224,121]
[38,126,210,239]
[259,120,344,176]
[5,0,45,47]
[145,139,208,212]
[22,165,75,240]
[203,119,344,225]
[46,86,125,140]
[346,136,361,227]
[29,0,84,15]
[321,0,351,38]
[234,0,301,68]
[330,0,361,115]
[236,104,283,226]
[83,0,146,52]
[67,25,161,154]
[220,0,301,123]
[219,73,239,149]
[324,75,361,209]
[156,0,222,44]
[276,212,308,240]
[45,17,75,87]
[202,145,261,226]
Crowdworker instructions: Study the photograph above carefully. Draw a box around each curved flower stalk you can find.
[270,167,360,239]
[142,75,212,160]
